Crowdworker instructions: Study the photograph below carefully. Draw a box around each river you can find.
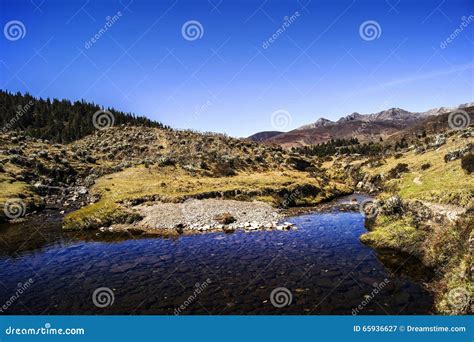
[0,196,434,314]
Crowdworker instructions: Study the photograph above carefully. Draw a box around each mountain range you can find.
[248,103,474,148]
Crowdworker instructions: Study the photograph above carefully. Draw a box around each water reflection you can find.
[0,208,434,315]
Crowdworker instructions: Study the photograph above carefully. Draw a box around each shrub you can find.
[387,163,409,179]
[286,156,312,171]
[158,156,175,166]
[461,153,474,174]
[212,161,236,177]
[420,163,431,171]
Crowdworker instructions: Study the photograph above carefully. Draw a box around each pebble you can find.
[131,199,298,234]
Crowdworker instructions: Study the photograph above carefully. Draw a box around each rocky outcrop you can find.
[444,143,472,162]
[355,173,382,194]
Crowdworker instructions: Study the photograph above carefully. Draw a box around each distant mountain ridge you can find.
[246,131,283,142]
[299,104,473,128]
[248,103,473,147]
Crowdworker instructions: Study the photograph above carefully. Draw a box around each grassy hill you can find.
[0,125,351,225]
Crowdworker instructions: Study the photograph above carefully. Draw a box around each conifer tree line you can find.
[0,90,168,143]
[292,137,387,157]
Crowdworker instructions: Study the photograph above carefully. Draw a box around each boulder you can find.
[382,196,404,216]
[433,134,446,147]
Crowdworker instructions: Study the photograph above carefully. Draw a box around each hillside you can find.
[247,131,283,142]
[0,90,167,143]
[0,125,351,226]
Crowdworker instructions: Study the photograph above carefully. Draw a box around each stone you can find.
[214,212,236,224]
[433,134,446,147]
[174,223,184,234]
[383,196,404,215]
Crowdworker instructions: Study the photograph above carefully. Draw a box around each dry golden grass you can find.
[64,166,351,230]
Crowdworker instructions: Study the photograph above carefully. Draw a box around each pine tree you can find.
[0,90,168,142]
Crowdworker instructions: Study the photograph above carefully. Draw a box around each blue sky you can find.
[1,0,473,137]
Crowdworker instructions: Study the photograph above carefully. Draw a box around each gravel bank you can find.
[110,199,296,234]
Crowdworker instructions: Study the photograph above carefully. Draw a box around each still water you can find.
[0,202,434,315]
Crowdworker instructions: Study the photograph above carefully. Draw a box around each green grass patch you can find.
[360,214,427,257]
[363,136,474,206]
